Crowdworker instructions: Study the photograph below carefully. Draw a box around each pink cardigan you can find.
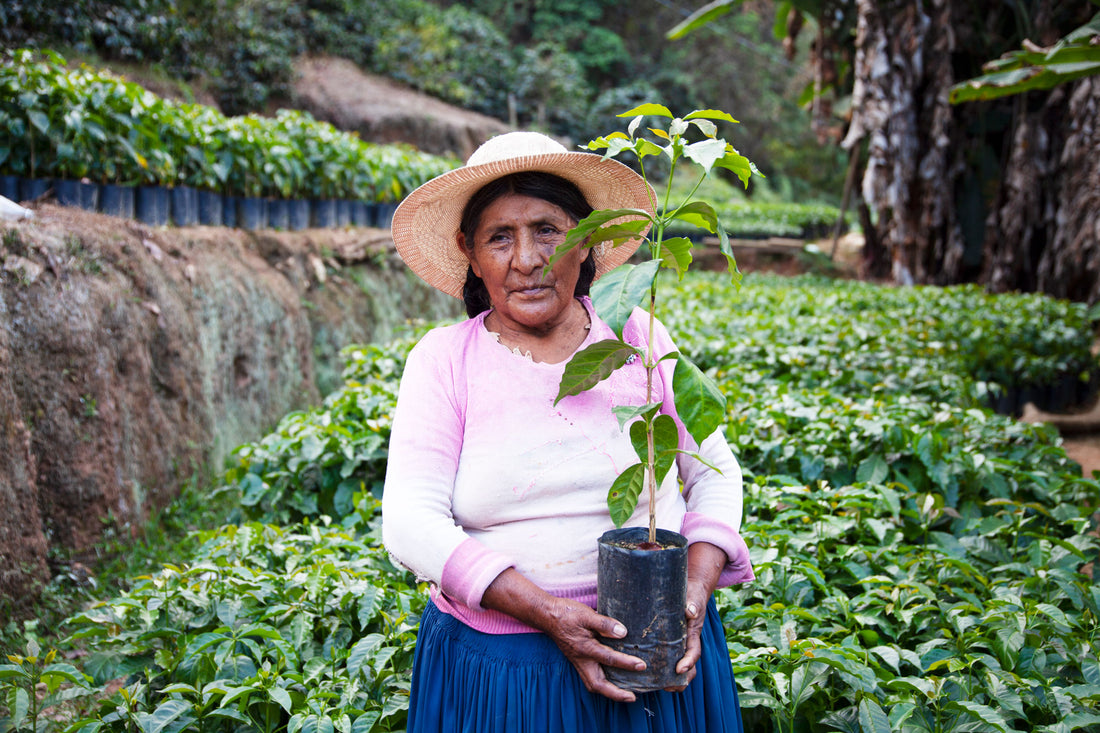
[382,298,753,634]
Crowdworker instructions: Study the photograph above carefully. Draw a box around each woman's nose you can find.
[512,230,547,272]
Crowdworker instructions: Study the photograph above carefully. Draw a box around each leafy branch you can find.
[552,103,761,542]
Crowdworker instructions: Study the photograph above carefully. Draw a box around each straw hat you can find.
[391,131,655,299]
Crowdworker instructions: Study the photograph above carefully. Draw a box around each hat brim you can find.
[391,151,655,299]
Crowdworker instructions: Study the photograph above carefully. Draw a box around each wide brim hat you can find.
[391,131,655,299]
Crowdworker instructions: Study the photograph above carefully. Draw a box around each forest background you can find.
[0,0,848,205]
[6,0,1098,304]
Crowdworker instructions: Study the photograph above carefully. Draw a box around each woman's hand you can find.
[666,542,728,692]
[538,597,646,702]
[481,569,644,703]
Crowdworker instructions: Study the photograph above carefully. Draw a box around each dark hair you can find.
[460,171,596,317]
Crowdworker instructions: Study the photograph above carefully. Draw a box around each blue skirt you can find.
[407,598,743,733]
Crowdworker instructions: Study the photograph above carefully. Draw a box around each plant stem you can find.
[646,282,658,545]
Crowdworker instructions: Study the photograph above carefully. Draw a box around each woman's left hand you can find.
[666,542,728,692]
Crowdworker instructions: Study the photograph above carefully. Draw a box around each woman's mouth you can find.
[512,285,551,297]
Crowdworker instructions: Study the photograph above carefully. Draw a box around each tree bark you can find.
[842,0,967,287]
[1035,77,1100,304]
[839,0,1097,303]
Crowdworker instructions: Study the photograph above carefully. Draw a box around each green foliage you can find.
[62,513,423,733]
[667,200,852,240]
[3,0,846,200]
[674,274,1098,412]
[226,330,434,526]
[4,274,1099,732]
[554,104,762,535]
[950,11,1100,104]
[0,50,458,198]
[1,638,95,732]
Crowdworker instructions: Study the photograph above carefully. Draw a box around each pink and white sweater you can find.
[382,297,754,635]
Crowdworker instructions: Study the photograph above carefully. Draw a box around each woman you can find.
[383,131,753,732]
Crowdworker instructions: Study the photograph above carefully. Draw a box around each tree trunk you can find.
[842,0,967,287]
[1034,77,1100,304]
[840,0,1097,303]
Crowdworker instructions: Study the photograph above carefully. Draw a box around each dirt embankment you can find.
[0,206,458,606]
[292,56,511,159]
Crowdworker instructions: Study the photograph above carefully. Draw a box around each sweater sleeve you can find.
[625,309,754,587]
[381,329,515,607]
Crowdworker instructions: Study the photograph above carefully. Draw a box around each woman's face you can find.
[459,192,586,335]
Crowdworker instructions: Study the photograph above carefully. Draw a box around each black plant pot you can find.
[597,527,688,692]
[197,190,223,226]
[312,199,337,228]
[1,175,19,202]
[54,178,83,207]
[99,185,134,219]
[350,200,370,227]
[371,202,398,230]
[171,185,199,226]
[288,199,311,231]
[266,198,289,230]
[79,181,99,211]
[223,196,239,228]
[19,177,52,203]
[238,196,267,230]
[136,185,170,226]
[335,198,351,227]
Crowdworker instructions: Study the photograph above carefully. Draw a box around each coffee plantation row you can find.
[0,49,457,218]
[3,274,1098,732]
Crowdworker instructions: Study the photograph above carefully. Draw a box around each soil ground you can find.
[1064,435,1100,478]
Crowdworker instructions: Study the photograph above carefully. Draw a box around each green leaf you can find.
[667,0,736,39]
[608,463,646,527]
[948,701,1011,732]
[41,662,88,690]
[683,139,729,172]
[380,692,409,722]
[556,339,638,403]
[671,201,719,232]
[617,103,673,119]
[590,260,660,337]
[715,225,741,286]
[788,661,830,706]
[684,109,739,125]
[857,455,889,484]
[629,414,679,486]
[351,712,381,733]
[714,149,756,186]
[269,687,293,714]
[10,686,29,727]
[138,699,191,733]
[218,686,254,708]
[613,403,661,431]
[347,634,386,679]
[0,665,28,681]
[858,699,892,733]
[950,15,1100,103]
[672,354,726,445]
[27,110,49,134]
[659,237,693,278]
[688,118,717,138]
[554,208,652,268]
[357,585,381,627]
[583,219,651,249]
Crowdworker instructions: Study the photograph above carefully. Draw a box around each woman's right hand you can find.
[539,597,646,703]
[480,568,644,703]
